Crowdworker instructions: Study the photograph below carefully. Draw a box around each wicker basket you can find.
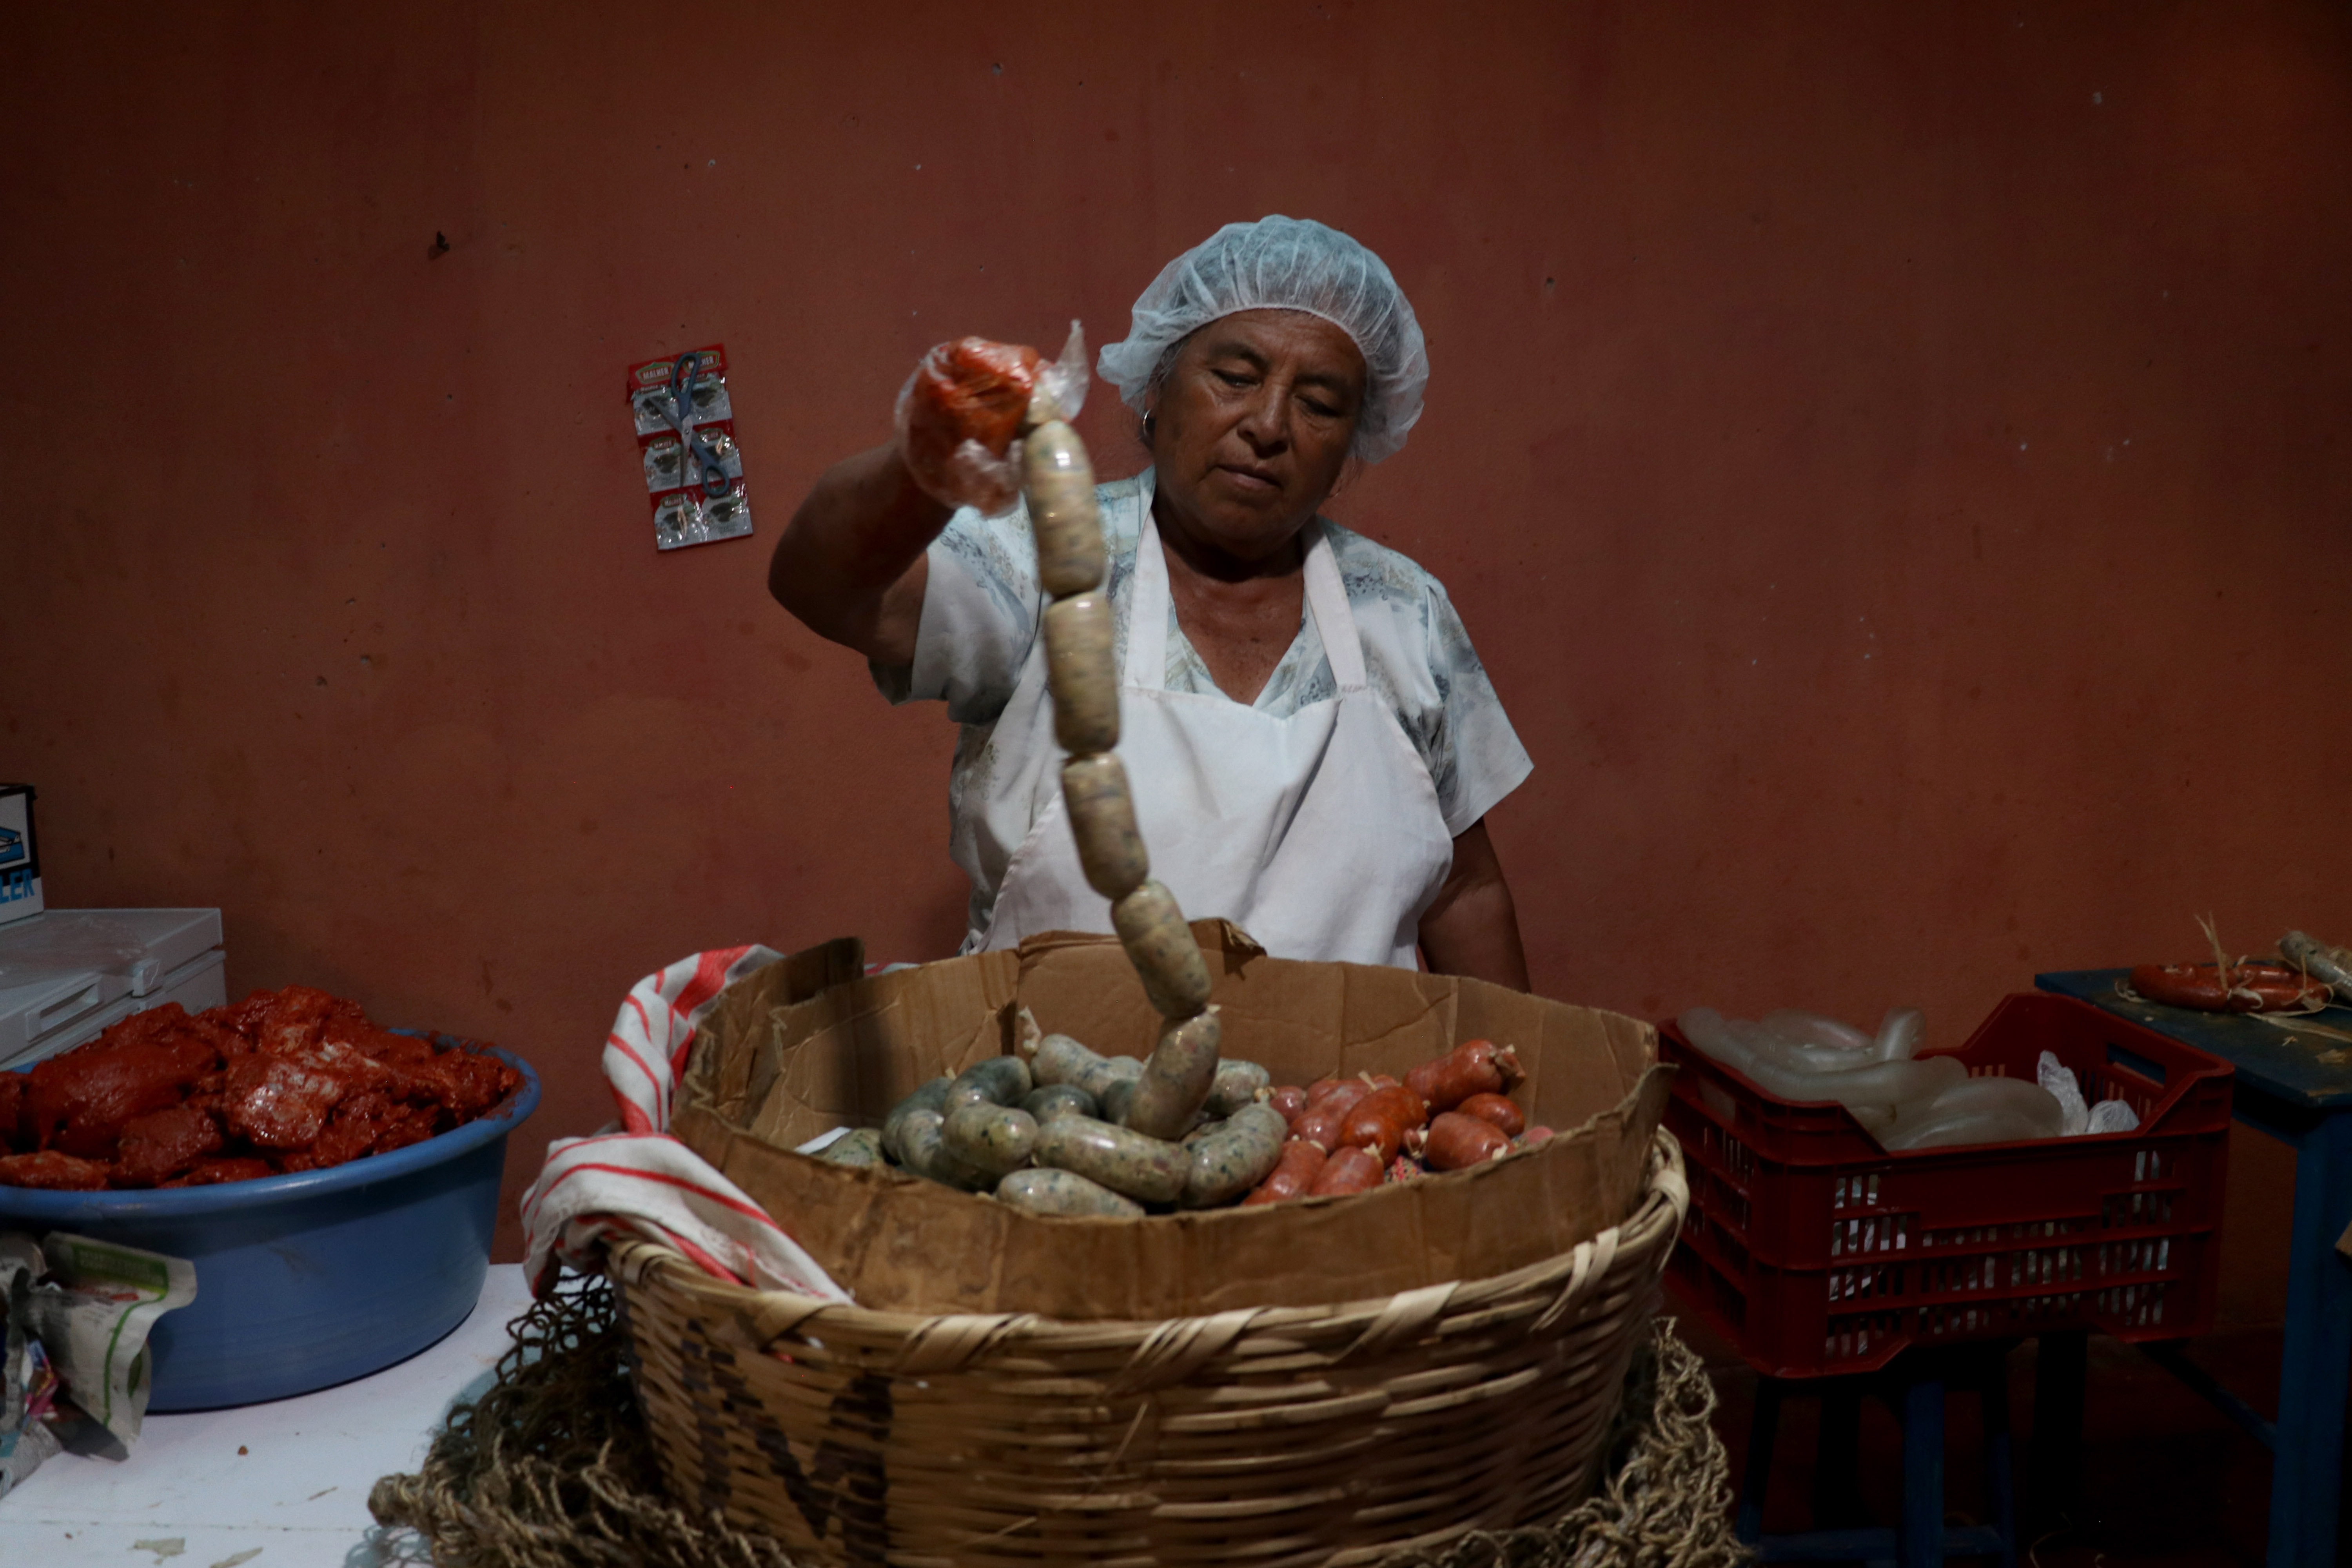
[608,1130,1689,1568]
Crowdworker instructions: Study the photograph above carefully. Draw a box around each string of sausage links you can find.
[1017,388,1223,1137]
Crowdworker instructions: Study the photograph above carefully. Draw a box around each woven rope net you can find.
[368,1273,1749,1568]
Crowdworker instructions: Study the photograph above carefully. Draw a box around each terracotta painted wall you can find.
[5,3,2347,1318]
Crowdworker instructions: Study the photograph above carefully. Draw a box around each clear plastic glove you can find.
[1033,323,1089,424]
[893,322,1088,515]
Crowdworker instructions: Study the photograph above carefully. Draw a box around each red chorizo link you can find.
[1405,1040,1524,1112]
[2131,961,2332,1013]
[1339,1085,1429,1165]
[1455,1092,1525,1138]
[1294,1078,1376,1151]
[1307,1145,1384,1197]
[1241,1138,1328,1205]
[1422,1111,1515,1171]
[1304,1076,1351,1105]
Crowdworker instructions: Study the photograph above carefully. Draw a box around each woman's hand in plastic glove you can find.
[891,325,1089,515]
[893,337,1042,514]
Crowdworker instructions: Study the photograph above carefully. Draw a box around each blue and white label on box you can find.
[0,786,44,924]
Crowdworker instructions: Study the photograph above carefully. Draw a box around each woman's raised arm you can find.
[767,443,946,667]
[771,337,1048,666]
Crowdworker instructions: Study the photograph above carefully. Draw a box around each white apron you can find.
[970,479,1457,965]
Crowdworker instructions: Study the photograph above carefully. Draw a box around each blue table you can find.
[2037,968,2352,1568]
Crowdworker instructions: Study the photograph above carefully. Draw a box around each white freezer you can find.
[0,910,227,1071]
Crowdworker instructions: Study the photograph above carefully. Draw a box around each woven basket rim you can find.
[607,1129,1687,1347]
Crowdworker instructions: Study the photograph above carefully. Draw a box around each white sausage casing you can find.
[1112,879,1213,1019]
[1060,754,1149,901]
[1021,421,1106,599]
[1042,592,1118,755]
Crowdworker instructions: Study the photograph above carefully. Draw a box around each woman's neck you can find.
[1149,485,1311,705]
[1149,485,1309,583]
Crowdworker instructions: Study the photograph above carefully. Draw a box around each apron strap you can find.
[1127,485,1367,696]
[1301,523,1366,691]
[1125,482,1172,690]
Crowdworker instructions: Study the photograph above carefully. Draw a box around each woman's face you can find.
[1147,309,1367,565]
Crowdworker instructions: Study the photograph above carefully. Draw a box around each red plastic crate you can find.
[1662,992,2232,1378]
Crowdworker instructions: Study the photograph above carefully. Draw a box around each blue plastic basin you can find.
[0,1036,539,1410]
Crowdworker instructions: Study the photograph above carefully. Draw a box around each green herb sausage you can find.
[1075,1053,1145,1104]
[1204,1059,1271,1119]
[817,1127,887,1168]
[996,1167,1144,1219]
[1033,1114,1189,1204]
[942,1102,1040,1178]
[946,1055,1033,1112]
[1180,1103,1289,1209]
[1021,1083,1098,1123]
[1025,1032,1102,1089]
[1125,1007,1222,1141]
[895,1109,993,1190]
[881,1076,953,1164]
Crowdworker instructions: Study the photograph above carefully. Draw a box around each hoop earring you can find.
[1142,410,1157,439]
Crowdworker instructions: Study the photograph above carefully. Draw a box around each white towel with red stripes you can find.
[519,944,853,1302]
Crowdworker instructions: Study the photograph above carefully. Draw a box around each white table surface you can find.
[0,1263,534,1567]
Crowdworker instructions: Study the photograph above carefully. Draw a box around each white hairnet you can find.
[1096,215,1429,463]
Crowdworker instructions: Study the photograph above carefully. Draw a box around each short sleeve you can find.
[1417,582,1533,837]
[867,505,1044,727]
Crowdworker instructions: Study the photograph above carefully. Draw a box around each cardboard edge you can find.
[1016,918,1268,965]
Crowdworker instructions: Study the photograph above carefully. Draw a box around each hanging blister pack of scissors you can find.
[626,345,753,550]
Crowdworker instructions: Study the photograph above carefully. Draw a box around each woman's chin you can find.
[1200,515,1313,564]
[1158,478,1317,564]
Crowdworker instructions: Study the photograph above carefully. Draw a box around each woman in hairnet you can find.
[771,216,1532,988]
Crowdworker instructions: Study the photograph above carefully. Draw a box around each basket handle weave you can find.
[895,1312,1048,1374]
[1116,1307,1267,1392]
[726,1291,834,1352]
[1340,1281,1461,1362]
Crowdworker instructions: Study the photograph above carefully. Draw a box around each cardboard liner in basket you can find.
[670,923,1671,1319]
